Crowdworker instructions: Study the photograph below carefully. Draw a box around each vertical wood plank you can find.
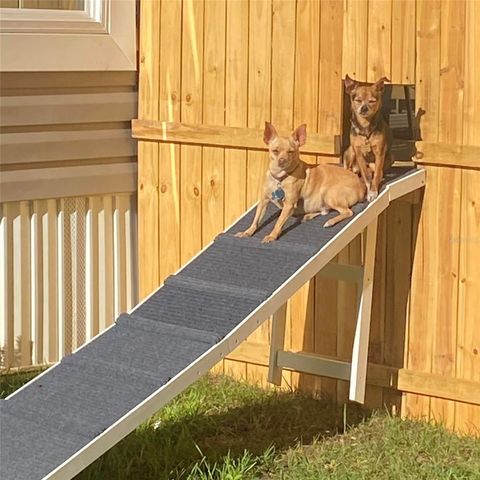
[430,168,461,429]
[158,0,182,283]
[336,238,361,403]
[455,0,480,432]
[438,0,466,145]
[416,0,441,143]
[224,0,248,226]
[365,213,386,409]
[202,0,225,246]
[314,259,338,402]
[383,200,413,411]
[456,169,480,434]
[367,0,392,82]
[407,167,461,426]
[244,0,273,386]
[271,0,296,130]
[318,0,344,136]
[342,0,368,79]
[271,0,296,389]
[180,0,205,265]
[138,0,161,299]
[391,0,416,84]
[462,0,480,148]
[429,0,466,428]
[290,0,320,393]
[246,0,272,208]
[406,0,442,419]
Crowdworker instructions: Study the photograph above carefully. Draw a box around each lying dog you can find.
[342,75,394,201]
[235,122,366,243]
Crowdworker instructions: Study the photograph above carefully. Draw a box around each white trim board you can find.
[8,169,425,480]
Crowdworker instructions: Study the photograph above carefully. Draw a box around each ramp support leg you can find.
[268,302,287,385]
[349,218,378,403]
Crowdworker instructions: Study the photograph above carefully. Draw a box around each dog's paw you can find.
[323,219,334,228]
[235,230,252,238]
[261,234,276,244]
[367,190,378,202]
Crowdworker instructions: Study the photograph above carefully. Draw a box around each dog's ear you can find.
[263,121,278,145]
[344,75,358,94]
[373,76,390,92]
[292,124,307,147]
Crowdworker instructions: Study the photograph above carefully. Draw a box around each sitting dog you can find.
[342,75,394,201]
[235,122,366,243]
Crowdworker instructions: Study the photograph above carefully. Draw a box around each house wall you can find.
[0,71,138,369]
[136,0,479,433]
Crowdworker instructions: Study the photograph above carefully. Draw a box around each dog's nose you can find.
[360,105,369,114]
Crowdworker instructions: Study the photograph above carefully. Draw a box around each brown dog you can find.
[342,75,394,201]
[235,122,366,243]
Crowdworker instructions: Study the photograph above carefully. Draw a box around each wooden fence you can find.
[135,0,480,434]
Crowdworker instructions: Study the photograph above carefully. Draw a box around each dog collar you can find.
[351,112,382,140]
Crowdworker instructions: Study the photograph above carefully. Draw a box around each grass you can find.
[2,371,479,479]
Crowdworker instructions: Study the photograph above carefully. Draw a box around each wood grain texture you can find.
[429,0,466,429]
[133,0,480,430]
[137,0,160,299]
[367,0,392,82]
[290,0,321,392]
[416,0,441,143]
[455,169,480,432]
[224,0,248,227]
[158,0,182,284]
[244,0,274,387]
[180,0,204,265]
[415,142,480,169]
[132,120,339,155]
[455,0,480,432]
[391,0,416,84]
[342,0,368,79]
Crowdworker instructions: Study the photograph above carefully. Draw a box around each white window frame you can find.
[0,0,136,71]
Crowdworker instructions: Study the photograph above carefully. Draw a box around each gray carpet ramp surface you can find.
[135,282,263,338]
[1,167,419,480]
[0,411,87,480]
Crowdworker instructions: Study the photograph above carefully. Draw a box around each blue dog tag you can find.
[271,187,285,201]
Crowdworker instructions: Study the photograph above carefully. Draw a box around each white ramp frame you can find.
[349,217,378,402]
[6,169,424,480]
[268,302,287,385]
[267,218,378,404]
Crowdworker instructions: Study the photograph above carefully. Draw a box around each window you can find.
[0,0,136,71]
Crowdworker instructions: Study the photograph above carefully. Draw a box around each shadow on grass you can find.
[76,376,372,480]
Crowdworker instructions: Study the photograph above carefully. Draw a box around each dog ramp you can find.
[1,167,425,480]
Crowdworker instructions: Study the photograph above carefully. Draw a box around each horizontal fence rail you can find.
[0,193,138,370]
[132,119,341,155]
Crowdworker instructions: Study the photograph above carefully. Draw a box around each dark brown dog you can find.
[342,75,394,201]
